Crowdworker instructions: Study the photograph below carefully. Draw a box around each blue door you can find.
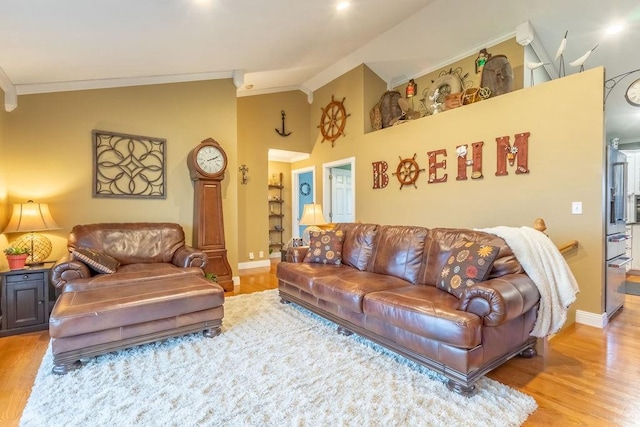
[298,171,313,237]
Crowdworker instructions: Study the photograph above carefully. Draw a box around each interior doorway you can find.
[323,157,355,224]
[291,166,316,238]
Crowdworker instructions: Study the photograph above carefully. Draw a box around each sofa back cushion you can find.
[68,222,186,265]
[333,223,378,271]
[420,228,523,285]
[370,225,429,284]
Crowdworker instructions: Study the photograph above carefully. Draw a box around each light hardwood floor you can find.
[1,262,638,426]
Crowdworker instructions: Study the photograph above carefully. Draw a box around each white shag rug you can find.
[21,290,537,426]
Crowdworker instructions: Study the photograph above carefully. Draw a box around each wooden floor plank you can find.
[1,260,639,426]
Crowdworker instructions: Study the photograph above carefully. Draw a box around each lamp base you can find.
[302,225,323,246]
[11,232,53,264]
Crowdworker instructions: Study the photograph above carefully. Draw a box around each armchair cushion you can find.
[72,248,120,274]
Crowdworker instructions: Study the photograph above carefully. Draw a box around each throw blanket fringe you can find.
[477,226,580,337]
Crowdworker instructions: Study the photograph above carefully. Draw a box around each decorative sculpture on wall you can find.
[275,110,291,137]
[92,130,166,199]
[239,164,249,184]
[318,95,350,146]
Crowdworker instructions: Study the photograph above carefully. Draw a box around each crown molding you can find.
[232,70,244,88]
[0,66,17,111]
[15,71,234,95]
[236,85,306,98]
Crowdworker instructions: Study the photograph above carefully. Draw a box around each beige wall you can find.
[237,90,309,263]
[3,80,239,271]
[294,65,606,321]
[0,89,8,269]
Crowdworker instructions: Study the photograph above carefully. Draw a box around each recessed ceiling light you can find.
[337,2,350,11]
[605,23,624,35]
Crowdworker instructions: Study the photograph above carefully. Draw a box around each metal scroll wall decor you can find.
[92,130,166,199]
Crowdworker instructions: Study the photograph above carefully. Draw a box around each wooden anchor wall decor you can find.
[275,110,292,137]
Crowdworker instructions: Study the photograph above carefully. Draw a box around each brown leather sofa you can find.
[277,223,540,396]
[49,222,224,374]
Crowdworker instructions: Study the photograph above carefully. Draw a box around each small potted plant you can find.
[4,246,30,270]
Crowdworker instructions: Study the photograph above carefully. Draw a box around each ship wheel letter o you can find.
[393,153,425,189]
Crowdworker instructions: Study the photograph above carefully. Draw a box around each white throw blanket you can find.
[478,226,580,337]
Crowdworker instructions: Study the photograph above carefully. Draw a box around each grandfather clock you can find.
[187,138,234,291]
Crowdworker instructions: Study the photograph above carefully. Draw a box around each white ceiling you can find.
[1,0,640,142]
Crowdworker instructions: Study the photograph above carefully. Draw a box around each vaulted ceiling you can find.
[1,0,639,141]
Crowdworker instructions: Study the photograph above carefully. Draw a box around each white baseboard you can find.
[575,310,608,328]
[237,259,271,270]
[270,251,282,259]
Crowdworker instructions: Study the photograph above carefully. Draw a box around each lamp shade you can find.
[2,200,60,233]
[299,203,327,226]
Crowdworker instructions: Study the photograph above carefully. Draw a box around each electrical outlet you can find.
[572,201,582,215]
[249,252,254,260]
[259,251,264,258]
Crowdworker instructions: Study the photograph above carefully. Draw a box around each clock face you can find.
[196,145,226,175]
[625,78,640,107]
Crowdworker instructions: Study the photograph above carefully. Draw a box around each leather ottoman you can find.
[49,275,224,374]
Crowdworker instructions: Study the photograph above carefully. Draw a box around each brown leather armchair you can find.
[51,222,207,292]
[48,222,224,374]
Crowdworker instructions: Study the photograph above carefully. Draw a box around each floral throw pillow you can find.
[437,241,499,298]
[72,248,120,274]
[303,230,345,265]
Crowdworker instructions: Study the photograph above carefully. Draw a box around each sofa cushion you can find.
[371,226,428,284]
[303,230,345,265]
[72,248,120,274]
[61,263,205,292]
[437,241,500,298]
[311,270,412,313]
[334,223,378,271]
[363,286,482,348]
[276,262,342,294]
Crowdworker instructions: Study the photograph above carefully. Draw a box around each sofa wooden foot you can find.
[336,326,353,336]
[519,346,537,358]
[203,327,221,338]
[446,379,477,397]
[52,360,82,375]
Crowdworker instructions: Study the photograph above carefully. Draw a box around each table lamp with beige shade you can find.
[299,203,328,245]
[2,200,61,265]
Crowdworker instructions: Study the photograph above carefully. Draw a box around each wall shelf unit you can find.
[268,173,285,253]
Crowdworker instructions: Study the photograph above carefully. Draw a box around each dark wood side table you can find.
[0,262,55,337]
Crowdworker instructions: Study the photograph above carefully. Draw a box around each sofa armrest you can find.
[458,274,540,327]
[285,246,309,263]
[51,253,92,290]
[172,245,208,268]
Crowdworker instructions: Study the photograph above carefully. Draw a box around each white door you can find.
[330,167,353,223]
